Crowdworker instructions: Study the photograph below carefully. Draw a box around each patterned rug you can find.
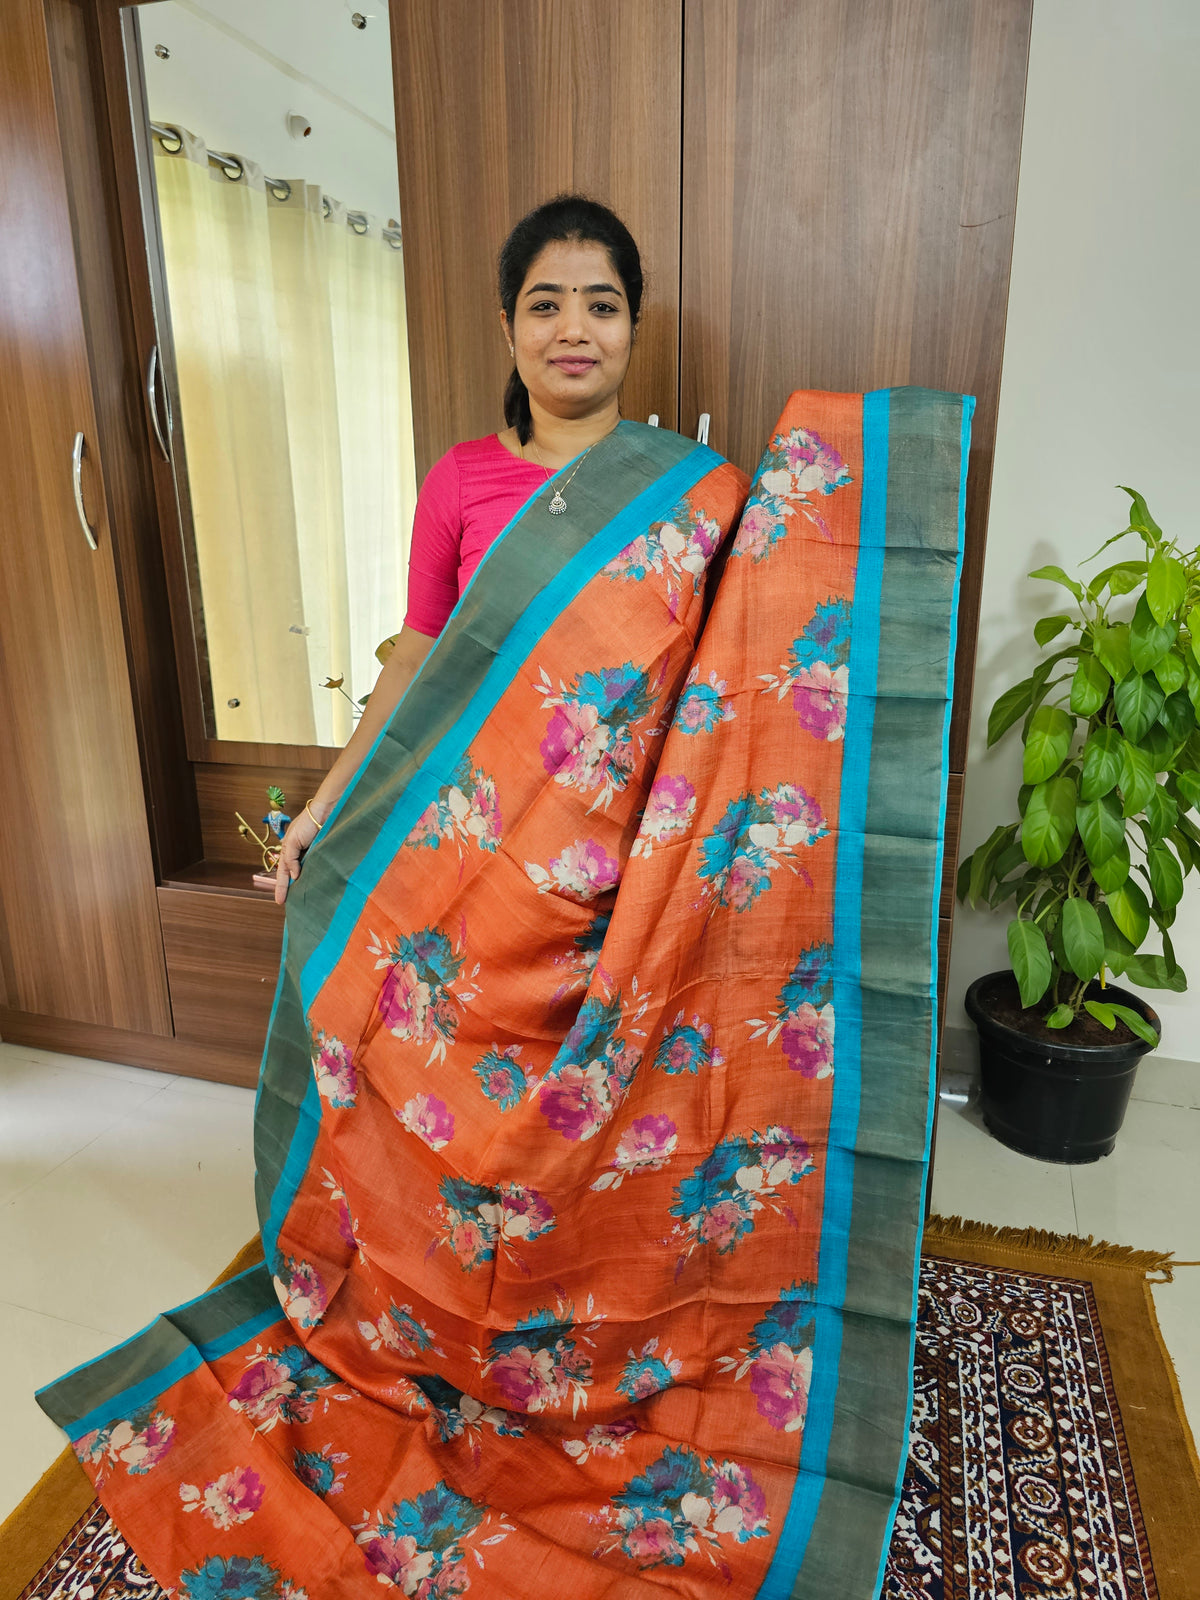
[9,1220,1199,1599]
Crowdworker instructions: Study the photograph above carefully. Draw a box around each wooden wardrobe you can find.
[0,0,1033,1087]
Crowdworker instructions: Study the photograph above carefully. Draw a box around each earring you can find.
[508,344,514,357]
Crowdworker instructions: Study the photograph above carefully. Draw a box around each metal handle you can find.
[146,343,172,461]
[696,412,711,446]
[647,412,660,427]
[71,432,98,550]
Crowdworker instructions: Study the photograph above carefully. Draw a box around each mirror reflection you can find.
[131,0,415,745]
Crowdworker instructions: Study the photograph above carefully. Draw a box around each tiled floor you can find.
[1,1036,1197,1525]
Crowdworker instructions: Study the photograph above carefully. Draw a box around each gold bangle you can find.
[304,799,326,831]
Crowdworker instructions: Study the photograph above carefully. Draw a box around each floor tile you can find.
[0,1040,177,1092]
[1128,1052,1200,1111]
[1069,1098,1200,1260]
[0,1299,116,1522]
[0,1086,259,1337]
[1150,1282,1200,1458]
[166,1073,258,1107]
[930,1099,1080,1235]
[0,1052,173,1205]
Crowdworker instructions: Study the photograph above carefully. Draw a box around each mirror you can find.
[124,0,416,748]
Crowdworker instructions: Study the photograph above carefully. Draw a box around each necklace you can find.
[524,427,615,515]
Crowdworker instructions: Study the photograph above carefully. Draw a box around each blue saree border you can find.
[758,389,890,1598]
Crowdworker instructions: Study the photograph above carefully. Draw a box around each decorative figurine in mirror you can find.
[236,784,292,891]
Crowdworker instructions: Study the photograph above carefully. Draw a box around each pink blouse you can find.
[404,435,549,638]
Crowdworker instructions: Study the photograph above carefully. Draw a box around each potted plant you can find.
[958,487,1198,1162]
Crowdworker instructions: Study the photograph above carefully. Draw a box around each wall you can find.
[948,0,1200,1058]
[137,0,399,221]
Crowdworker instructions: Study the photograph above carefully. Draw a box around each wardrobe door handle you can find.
[72,432,99,551]
[647,413,660,427]
[696,412,711,446]
[146,343,172,461]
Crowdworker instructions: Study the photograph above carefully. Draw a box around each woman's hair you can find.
[499,195,643,444]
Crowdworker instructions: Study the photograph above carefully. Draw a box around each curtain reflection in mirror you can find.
[153,126,416,745]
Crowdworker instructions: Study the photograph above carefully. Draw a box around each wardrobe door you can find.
[681,0,1033,1012]
[0,0,171,1034]
[390,0,684,479]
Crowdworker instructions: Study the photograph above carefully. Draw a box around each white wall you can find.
[949,0,1200,1056]
[138,0,400,222]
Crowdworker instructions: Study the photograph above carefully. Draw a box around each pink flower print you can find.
[632,772,696,858]
[489,1345,570,1413]
[540,698,604,779]
[109,1412,176,1475]
[449,1217,489,1265]
[363,1533,436,1591]
[777,426,850,494]
[334,1193,357,1250]
[539,1060,613,1142]
[698,1198,751,1252]
[686,513,724,570]
[754,1128,815,1185]
[473,773,502,845]
[750,1342,813,1433]
[765,782,826,842]
[274,1256,327,1329]
[792,662,848,741]
[622,1515,688,1568]
[781,1002,835,1079]
[378,959,434,1042]
[312,1031,357,1108]
[179,1466,265,1530]
[227,1354,291,1414]
[731,499,784,560]
[499,1184,556,1242]
[710,1460,769,1541]
[526,838,620,903]
[615,1114,678,1174]
[725,855,771,911]
[398,1093,455,1151]
[563,1418,639,1462]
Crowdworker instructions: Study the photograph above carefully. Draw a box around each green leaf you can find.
[1139,723,1175,767]
[1123,952,1187,992]
[1079,727,1124,801]
[1107,1003,1160,1048]
[1187,661,1200,720]
[1044,1003,1076,1029]
[1007,918,1053,1007]
[1084,999,1118,1030]
[1028,563,1084,603]
[1144,784,1178,844]
[1159,688,1195,743]
[1130,594,1175,673]
[1188,605,1200,667]
[1093,621,1133,683]
[1097,903,1134,975]
[1077,792,1124,866]
[1061,897,1104,981]
[1147,551,1187,625]
[1119,485,1162,539]
[1105,878,1151,947]
[1017,782,1033,817]
[1021,775,1078,867]
[987,677,1035,747]
[1175,768,1200,811]
[956,851,974,903]
[1153,649,1188,696]
[1023,705,1075,782]
[1119,739,1157,814]
[964,823,1014,908]
[1114,671,1165,742]
[1034,614,1072,647]
[1091,840,1131,893]
[1070,653,1111,716]
[1168,826,1195,874]
[1148,841,1184,910]
[1092,559,1147,598]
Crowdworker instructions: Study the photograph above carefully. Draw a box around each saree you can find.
[37,391,972,1599]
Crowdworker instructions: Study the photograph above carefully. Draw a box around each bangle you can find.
[304,799,326,831]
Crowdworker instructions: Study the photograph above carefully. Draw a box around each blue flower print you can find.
[179,1555,285,1600]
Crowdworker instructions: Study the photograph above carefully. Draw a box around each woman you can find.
[274,197,655,902]
[38,194,972,1598]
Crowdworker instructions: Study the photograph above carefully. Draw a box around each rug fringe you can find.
[925,1213,1182,1281]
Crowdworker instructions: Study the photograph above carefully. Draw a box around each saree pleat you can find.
[38,393,971,1600]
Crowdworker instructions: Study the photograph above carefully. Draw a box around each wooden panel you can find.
[681,0,1033,770]
[158,887,284,1054]
[47,0,200,878]
[194,761,335,867]
[0,0,170,1033]
[391,0,684,479]
[0,1004,262,1087]
[940,768,965,921]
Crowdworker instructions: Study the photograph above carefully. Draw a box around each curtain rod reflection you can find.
[150,123,402,249]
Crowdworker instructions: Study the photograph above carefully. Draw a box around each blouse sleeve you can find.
[404,448,463,638]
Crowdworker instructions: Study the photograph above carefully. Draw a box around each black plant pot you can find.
[964,971,1160,1164]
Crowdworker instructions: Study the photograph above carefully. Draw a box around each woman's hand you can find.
[274,799,332,905]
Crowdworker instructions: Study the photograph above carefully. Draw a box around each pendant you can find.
[548,492,567,515]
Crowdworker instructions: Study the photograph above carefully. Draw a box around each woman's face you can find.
[502,239,634,420]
